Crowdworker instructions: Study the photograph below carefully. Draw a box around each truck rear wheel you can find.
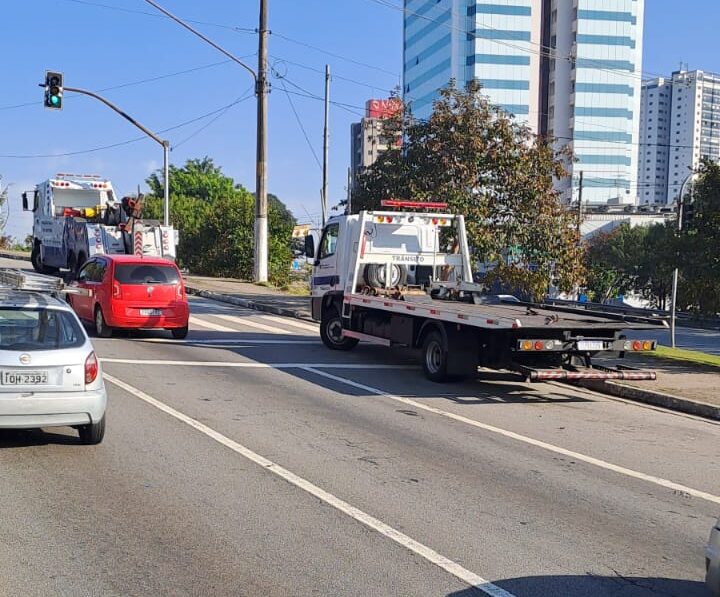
[320,307,358,351]
[422,329,450,382]
[31,242,59,275]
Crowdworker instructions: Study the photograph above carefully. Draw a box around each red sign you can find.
[366,98,402,119]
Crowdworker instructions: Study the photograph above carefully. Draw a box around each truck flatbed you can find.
[345,292,668,331]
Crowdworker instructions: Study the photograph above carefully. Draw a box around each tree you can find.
[351,81,583,300]
[677,160,720,315]
[143,157,295,286]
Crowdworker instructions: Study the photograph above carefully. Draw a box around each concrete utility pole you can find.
[255,0,269,282]
[321,65,331,225]
[670,170,697,348]
[143,0,268,282]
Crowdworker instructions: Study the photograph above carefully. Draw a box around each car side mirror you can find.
[304,235,316,260]
[22,192,29,212]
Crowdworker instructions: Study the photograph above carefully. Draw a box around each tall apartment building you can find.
[638,70,720,205]
[545,0,645,206]
[637,77,672,205]
[402,0,645,206]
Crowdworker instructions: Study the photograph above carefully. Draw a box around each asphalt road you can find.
[0,257,718,595]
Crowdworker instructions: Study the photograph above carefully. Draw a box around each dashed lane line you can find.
[301,367,720,507]
[103,373,514,597]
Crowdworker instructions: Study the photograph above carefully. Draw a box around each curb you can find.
[0,251,31,262]
[576,379,720,421]
[185,286,315,323]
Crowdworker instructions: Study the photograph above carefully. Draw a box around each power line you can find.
[0,96,254,159]
[173,91,254,150]
[275,77,323,170]
[272,32,399,79]
[369,0,665,84]
[0,57,255,112]
[57,0,256,32]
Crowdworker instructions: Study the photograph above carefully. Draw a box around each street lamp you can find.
[669,169,698,348]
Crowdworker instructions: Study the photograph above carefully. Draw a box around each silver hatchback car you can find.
[708,518,720,595]
[0,289,107,444]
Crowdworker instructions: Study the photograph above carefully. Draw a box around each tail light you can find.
[623,340,655,352]
[113,280,122,299]
[85,352,99,384]
[176,283,184,300]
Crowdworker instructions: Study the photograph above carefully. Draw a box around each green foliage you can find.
[584,223,676,308]
[144,157,295,286]
[351,81,584,300]
[677,160,720,315]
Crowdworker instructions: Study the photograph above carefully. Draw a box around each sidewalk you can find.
[185,275,313,321]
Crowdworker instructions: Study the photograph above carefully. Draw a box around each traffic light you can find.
[44,71,63,109]
[681,200,696,229]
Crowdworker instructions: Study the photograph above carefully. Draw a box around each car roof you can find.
[95,255,178,266]
[0,289,73,310]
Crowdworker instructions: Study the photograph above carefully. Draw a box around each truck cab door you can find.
[311,223,340,296]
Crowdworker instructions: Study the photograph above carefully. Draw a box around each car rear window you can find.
[114,264,180,285]
[0,308,85,351]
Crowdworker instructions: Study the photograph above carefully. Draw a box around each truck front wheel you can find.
[422,329,450,382]
[320,307,358,351]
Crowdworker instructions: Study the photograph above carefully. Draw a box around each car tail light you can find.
[176,283,184,300]
[113,280,122,299]
[642,340,652,351]
[632,340,642,351]
[534,341,544,351]
[85,352,99,384]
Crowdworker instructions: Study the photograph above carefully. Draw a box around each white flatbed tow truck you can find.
[305,201,668,383]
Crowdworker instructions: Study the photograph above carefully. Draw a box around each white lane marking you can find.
[258,314,319,333]
[302,367,720,506]
[103,373,513,597]
[189,316,236,332]
[214,313,299,335]
[101,359,414,370]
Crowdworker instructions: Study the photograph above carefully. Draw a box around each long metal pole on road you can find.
[321,64,330,226]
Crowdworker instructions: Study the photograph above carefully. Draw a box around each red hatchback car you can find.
[69,255,189,339]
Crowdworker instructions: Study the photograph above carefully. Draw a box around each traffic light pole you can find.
[670,170,697,348]
[61,86,171,226]
[142,0,269,283]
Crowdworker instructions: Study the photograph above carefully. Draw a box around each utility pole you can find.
[255,0,269,282]
[576,171,584,234]
[321,64,331,225]
[142,0,268,282]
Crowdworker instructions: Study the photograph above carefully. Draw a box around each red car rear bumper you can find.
[107,303,189,329]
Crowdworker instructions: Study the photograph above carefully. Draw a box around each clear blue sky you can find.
[1,1,718,240]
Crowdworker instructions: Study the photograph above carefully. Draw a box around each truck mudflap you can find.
[513,363,657,382]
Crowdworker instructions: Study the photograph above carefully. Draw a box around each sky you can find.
[2,0,719,240]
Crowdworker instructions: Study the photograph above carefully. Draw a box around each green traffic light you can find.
[50,95,60,106]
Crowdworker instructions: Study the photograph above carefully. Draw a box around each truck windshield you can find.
[53,188,112,210]
[0,308,84,351]
[114,264,180,285]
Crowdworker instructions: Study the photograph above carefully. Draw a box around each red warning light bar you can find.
[380,199,449,210]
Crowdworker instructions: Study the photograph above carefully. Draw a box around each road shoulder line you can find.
[103,373,513,597]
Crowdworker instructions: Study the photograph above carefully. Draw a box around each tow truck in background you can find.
[23,173,177,277]
[305,201,669,383]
